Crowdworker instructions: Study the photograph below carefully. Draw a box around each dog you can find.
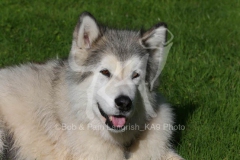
[0,12,183,160]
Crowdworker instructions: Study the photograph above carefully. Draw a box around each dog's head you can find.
[68,12,168,132]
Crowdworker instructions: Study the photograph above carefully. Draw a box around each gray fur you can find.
[71,13,167,91]
[81,29,147,65]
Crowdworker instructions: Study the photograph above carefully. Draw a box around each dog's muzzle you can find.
[97,103,128,130]
[97,95,132,131]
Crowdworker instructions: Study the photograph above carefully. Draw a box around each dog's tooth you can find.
[109,116,113,121]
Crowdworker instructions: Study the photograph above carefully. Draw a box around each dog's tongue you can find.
[111,116,126,128]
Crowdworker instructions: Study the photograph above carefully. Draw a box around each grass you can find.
[0,0,239,159]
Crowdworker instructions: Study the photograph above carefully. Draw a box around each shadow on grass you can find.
[172,102,198,147]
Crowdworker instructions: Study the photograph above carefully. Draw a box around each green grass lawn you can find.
[0,0,239,159]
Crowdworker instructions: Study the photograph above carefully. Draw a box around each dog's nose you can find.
[115,95,132,112]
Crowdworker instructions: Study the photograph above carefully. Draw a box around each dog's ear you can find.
[73,12,100,49]
[69,12,102,71]
[140,23,168,91]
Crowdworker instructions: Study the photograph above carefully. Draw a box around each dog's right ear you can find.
[73,12,100,49]
[140,23,168,91]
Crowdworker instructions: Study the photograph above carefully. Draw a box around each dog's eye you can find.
[132,72,140,79]
[100,69,111,77]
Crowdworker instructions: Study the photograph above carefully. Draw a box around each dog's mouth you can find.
[97,103,127,130]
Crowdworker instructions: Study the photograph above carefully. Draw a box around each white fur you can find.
[0,60,183,160]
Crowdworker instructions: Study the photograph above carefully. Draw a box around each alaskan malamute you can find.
[0,12,183,160]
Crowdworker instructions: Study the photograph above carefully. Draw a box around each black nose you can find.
[114,95,132,112]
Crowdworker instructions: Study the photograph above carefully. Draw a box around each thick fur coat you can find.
[0,12,183,160]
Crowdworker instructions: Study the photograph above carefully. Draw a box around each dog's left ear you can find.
[140,23,168,91]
